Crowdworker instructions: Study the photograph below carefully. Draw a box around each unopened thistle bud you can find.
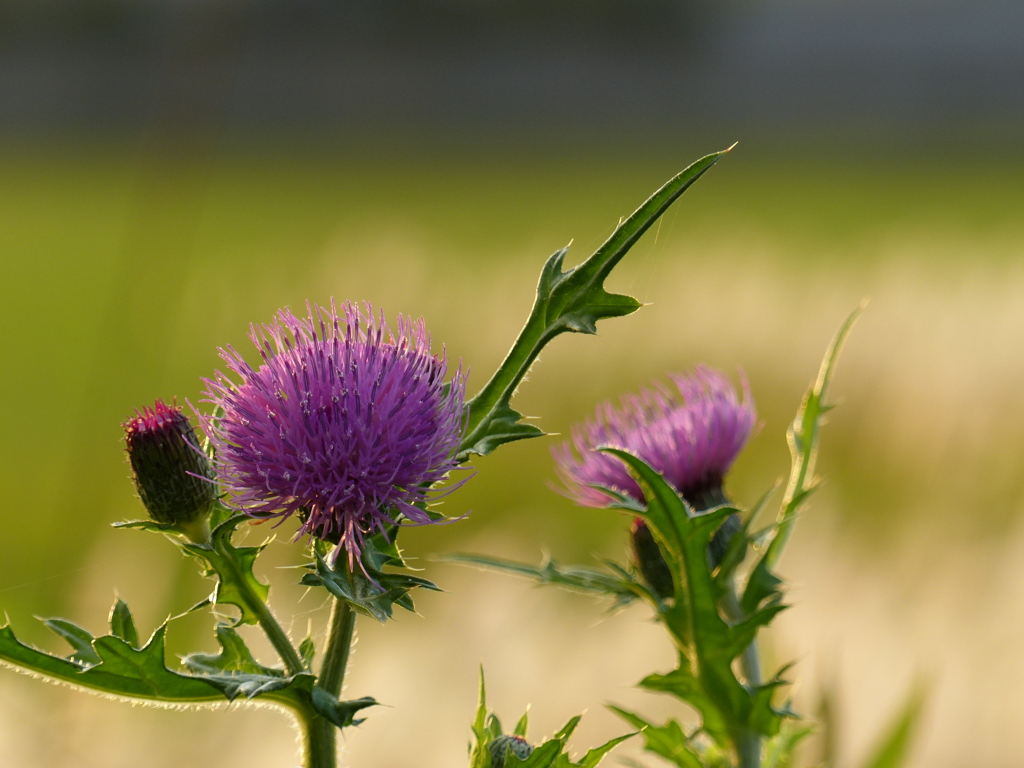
[489,735,534,768]
[630,517,674,600]
[124,400,215,538]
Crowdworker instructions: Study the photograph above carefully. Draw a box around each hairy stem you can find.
[302,597,357,768]
[319,598,356,697]
[303,715,337,768]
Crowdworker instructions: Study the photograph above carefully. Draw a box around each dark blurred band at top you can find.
[0,0,1021,145]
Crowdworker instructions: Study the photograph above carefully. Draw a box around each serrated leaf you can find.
[181,514,270,626]
[741,309,860,615]
[443,553,642,605]
[0,610,372,730]
[458,150,730,462]
[40,617,101,667]
[576,733,636,768]
[608,707,704,768]
[638,668,729,748]
[0,621,222,703]
[603,448,785,740]
[752,306,862,582]
[108,598,139,649]
[182,625,283,678]
[741,558,785,616]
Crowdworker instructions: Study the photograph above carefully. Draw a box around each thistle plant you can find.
[453,307,924,768]
[0,150,730,767]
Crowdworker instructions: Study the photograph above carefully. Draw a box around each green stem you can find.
[302,596,357,768]
[212,536,305,676]
[724,579,762,768]
[303,715,337,768]
[319,598,356,697]
[735,728,761,768]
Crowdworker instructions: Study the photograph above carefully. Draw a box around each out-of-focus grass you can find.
[1,140,1023,767]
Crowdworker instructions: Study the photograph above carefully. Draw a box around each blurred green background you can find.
[2,2,1024,767]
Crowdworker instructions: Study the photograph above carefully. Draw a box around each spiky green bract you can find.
[741,306,862,616]
[470,669,634,768]
[458,149,730,462]
[302,528,441,623]
[0,597,373,730]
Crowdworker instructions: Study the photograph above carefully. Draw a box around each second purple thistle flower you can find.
[200,300,467,567]
[552,366,756,511]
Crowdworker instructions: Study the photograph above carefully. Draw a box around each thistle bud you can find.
[630,517,674,601]
[124,400,215,538]
[489,735,534,768]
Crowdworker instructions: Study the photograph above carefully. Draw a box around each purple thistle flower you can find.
[198,300,467,567]
[552,366,756,510]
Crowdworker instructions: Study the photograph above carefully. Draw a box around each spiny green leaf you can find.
[607,707,704,768]
[1,609,372,727]
[0,621,222,703]
[443,553,642,605]
[181,514,269,626]
[741,557,785,616]
[742,307,860,615]
[108,599,139,649]
[458,150,730,462]
[765,305,862,571]
[41,617,101,667]
[604,448,786,739]
[309,690,378,729]
[638,668,729,748]
[576,733,637,768]
[182,625,282,677]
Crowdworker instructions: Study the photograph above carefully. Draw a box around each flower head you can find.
[199,300,466,566]
[124,399,215,532]
[552,366,756,510]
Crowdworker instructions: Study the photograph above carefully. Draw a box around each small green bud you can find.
[489,735,534,768]
[124,400,215,537]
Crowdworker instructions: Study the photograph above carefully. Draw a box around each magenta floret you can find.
[552,366,756,509]
[199,300,467,566]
